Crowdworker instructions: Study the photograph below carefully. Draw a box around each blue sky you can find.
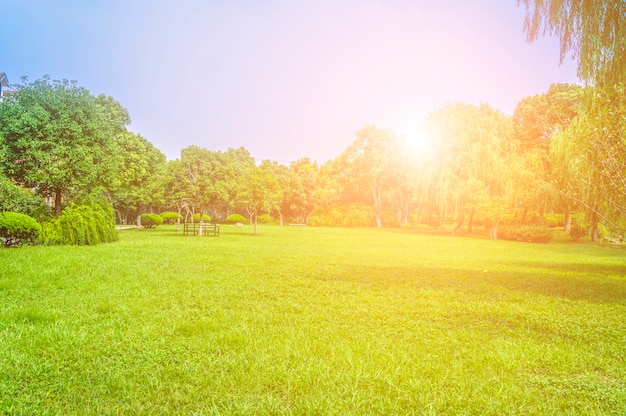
[1,0,579,163]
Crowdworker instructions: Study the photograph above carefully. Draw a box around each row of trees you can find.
[0,77,624,240]
[1,0,624,241]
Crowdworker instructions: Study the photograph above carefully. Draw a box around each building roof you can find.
[0,73,8,87]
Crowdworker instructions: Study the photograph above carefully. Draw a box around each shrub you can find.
[546,213,566,228]
[0,177,50,218]
[192,213,211,223]
[160,212,180,224]
[257,214,277,225]
[225,213,247,224]
[381,210,401,228]
[498,224,552,243]
[0,212,42,247]
[309,204,375,227]
[141,213,163,229]
[569,224,587,241]
[42,199,118,246]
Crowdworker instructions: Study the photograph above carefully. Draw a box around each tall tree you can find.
[111,132,166,224]
[178,146,232,234]
[518,0,626,86]
[550,83,626,238]
[0,77,121,215]
[425,104,514,234]
[238,164,282,235]
[341,125,400,227]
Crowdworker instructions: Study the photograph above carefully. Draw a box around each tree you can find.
[550,83,626,239]
[0,77,121,215]
[177,146,232,235]
[518,0,626,86]
[111,132,166,224]
[289,158,319,224]
[238,164,282,235]
[340,125,400,227]
[425,104,514,234]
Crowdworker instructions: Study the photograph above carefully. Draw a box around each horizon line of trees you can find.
[1,0,625,241]
[0,77,624,241]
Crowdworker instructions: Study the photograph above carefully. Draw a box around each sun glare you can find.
[397,125,435,157]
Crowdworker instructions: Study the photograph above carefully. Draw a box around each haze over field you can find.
[1,0,578,162]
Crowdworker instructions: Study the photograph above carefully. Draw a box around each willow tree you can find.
[518,0,626,86]
[425,103,514,234]
[550,83,626,239]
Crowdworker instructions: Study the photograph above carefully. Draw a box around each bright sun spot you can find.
[397,125,435,157]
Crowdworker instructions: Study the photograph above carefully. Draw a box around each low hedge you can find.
[141,213,163,229]
[0,212,42,247]
[498,224,552,243]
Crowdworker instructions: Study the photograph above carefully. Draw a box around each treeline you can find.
[0,77,625,243]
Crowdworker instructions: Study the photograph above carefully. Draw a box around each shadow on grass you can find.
[304,262,626,305]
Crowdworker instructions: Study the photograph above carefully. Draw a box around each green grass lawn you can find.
[1,225,625,415]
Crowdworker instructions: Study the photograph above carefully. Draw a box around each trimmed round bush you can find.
[141,213,163,229]
[225,213,247,224]
[192,213,211,223]
[160,211,180,224]
[0,212,42,247]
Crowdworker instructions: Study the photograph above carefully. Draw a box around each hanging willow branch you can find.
[518,0,626,86]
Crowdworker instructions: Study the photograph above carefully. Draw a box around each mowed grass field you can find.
[1,225,625,415]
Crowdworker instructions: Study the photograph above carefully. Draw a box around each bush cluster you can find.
[257,214,277,225]
[498,224,552,243]
[192,213,211,223]
[309,204,375,227]
[140,213,163,229]
[42,199,118,246]
[225,213,247,224]
[546,213,566,228]
[0,212,42,247]
[569,224,587,241]
[160,212,180,224]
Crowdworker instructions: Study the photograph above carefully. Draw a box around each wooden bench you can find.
[183,222,220,236]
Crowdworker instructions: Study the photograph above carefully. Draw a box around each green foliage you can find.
[256,214,277,225]
[0,212,42,247]
[569,224,587,241]
[0,77,122,215]
[498,224,552,243]
[140,213,163,229]
[224,213,247,224]
[309,204,375,227]
[0,176,49,217]
[546,213,566,228]
[380,209,401,228]
[192,213,211,223]
[42,198,118,246]
[159,212,180,224]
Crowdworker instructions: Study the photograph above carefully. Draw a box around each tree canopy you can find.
[518,0,626,86]
[0,77,122,215]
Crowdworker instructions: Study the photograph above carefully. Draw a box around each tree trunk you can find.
[467,206,474,234]
[372,186,382,228]
[54,188,63,216]
[590,211,599,242]
[198,210,205,236]
[452,210,464,236]
[254,213,258,235]
[564,203,572,232]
